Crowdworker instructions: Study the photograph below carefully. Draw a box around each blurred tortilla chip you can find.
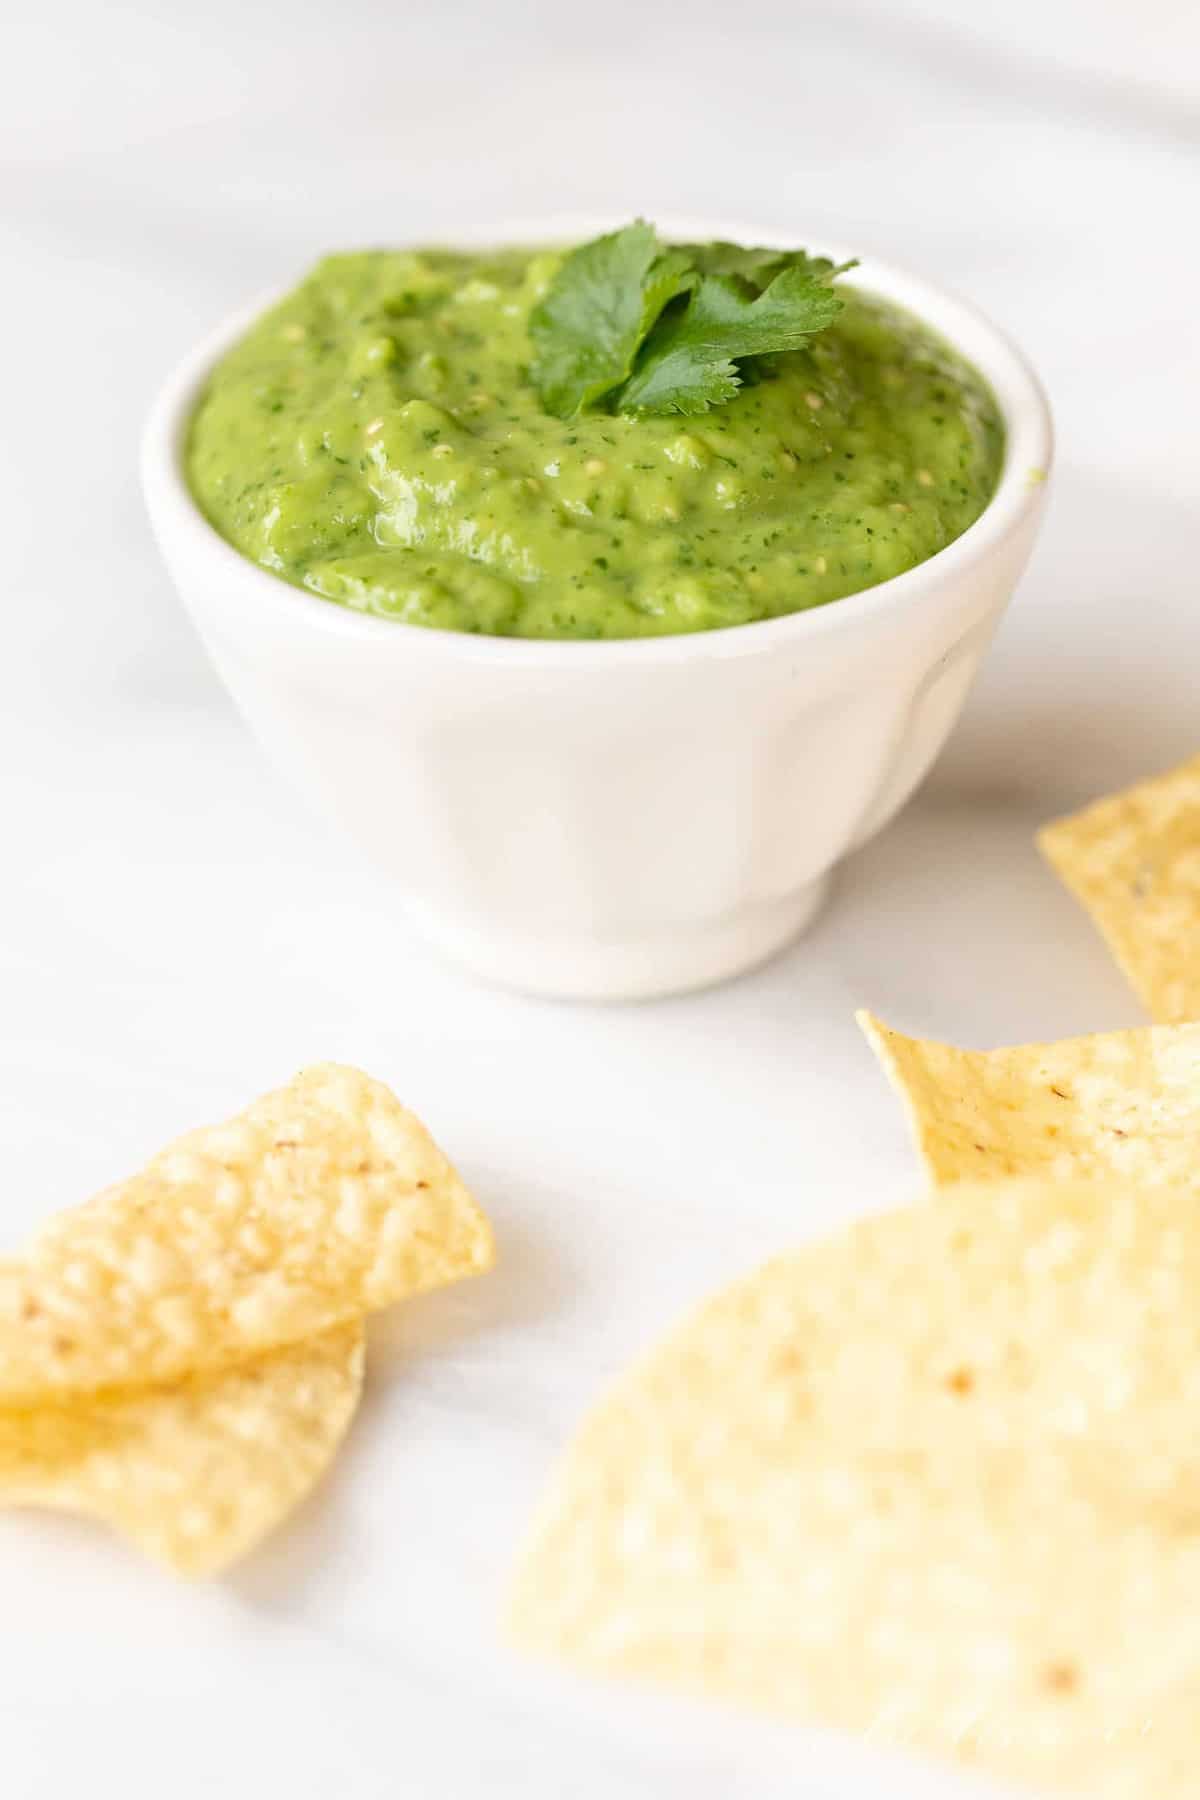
[510,1180,1200,1796]
[0,1323,364,1576]
[1039,753,1200,1024]
[859,1010,1200,1190]
[0,1064,493,1405]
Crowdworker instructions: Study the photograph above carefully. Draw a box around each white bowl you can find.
[142,218,1052,1001]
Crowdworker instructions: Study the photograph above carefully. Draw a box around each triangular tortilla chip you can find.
[859,1010,1200,1190]
[0,1324,363,1576]
[0,1064,493,1404]
[1039,753,1200,1023]
[511,1180,1200,1796]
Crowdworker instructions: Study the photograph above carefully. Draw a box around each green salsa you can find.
[187,248,1004,640]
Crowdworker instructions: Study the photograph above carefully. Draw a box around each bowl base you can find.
[403,876,832,1002]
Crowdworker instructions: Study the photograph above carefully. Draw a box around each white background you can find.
[2,2,1198,1794]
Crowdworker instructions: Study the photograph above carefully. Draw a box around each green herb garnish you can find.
[529,221,855,420]
[528,221,694,419]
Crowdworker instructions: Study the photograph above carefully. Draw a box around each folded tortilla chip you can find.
[0,1323,364,1576]
[0,1065,492,1404]
[858,1011,1200,1190]
[1039,753,1200,1024]
[510,1180,1200,1797]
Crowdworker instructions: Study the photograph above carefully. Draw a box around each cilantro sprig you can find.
[529,222,855,420]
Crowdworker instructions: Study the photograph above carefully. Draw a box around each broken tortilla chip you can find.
[1039,753,1200,1024]
[0,1323,364,1577]
[0,1064,492,1405]
[509,1179,1200,1797]
[858,1011,1200,1190]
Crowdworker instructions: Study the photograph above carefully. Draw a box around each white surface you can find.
[2,0,1197,1793]
[143,232,1049,998]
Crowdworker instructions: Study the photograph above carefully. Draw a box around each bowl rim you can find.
[142,212,1054,669]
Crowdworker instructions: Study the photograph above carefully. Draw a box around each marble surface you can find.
[2,2,1198,1792]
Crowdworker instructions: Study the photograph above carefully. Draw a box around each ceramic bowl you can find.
[143,218,1052,999]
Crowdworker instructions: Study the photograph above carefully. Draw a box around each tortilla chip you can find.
[1039,753,1200,1024]
[0,1065,492,1404]
[509,1180,1200,1796]
[0,1323,364,1576]
[858,1011,1200,1190]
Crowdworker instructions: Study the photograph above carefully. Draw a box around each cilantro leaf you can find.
[675,242,841,291]
[618,263,848,417]
[529,221,693,419]
[527,223,854,418]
